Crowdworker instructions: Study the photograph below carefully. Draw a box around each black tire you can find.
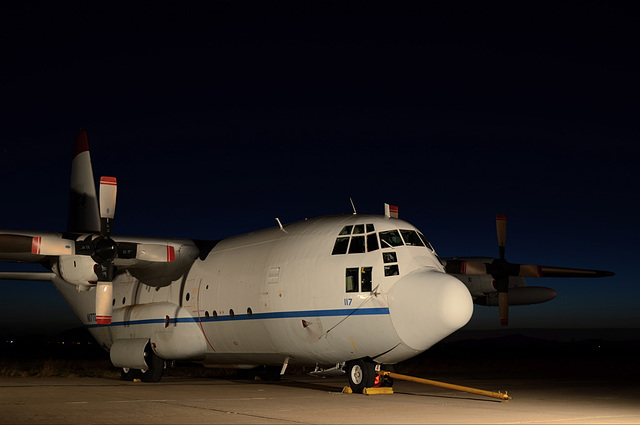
[140,344,165,383]
[120,367,138,381]
[346,359,376,393]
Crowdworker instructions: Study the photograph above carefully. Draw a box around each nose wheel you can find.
[346,359,376,393]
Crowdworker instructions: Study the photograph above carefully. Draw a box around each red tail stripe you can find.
[167,246,175,262]
[73,130,90,158]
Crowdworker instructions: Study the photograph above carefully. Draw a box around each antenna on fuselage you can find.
[350,198,357,215]
[275,217,287,233]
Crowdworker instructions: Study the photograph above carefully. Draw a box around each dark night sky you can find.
[1,1,638,334]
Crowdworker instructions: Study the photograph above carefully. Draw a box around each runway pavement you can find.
[1,374,639,424]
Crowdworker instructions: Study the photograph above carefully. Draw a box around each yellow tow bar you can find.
[378,371,511,401]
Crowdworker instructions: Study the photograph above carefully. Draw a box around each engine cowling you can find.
[53,255,98,287]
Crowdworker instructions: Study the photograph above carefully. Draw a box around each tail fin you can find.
[67,130,100,233]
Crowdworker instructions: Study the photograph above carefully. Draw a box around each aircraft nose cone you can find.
[388,269,473,351]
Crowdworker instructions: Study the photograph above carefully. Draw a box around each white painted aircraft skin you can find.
[0,131,611,385]
[48,214,473,368]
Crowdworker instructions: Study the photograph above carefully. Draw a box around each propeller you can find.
[444,214,614,326]
[493,214,510,326]
[93,177,118,325]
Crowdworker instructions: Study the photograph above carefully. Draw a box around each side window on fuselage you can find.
[345,267,373,293]
[382,251,400,276]
[345,268,359,292]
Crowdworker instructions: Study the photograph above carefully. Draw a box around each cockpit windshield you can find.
[399,229,424,246]
[379,230,403,247]
[332,224,436,255]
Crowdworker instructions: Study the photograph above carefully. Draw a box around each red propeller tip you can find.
[496,214,507,222]
[31,237,42,254]
[100,176,117,185]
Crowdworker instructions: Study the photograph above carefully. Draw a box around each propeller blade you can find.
[30,236,75,256]
[444,259,488,275]
[99,176,117,236]
[117,242,176,262]
[95,281,113,325]
[0,234,74,257]
[496,214,507,260]
[136,244,176,262]
[498,291,509,326]
[494,275,510,326]
[0,234,33,253]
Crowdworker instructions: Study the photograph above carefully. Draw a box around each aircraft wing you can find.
[443,257,614,278]
[0,230,201,286]
[0,272,56,281]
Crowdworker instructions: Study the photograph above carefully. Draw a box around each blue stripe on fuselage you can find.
[86,307,390,328]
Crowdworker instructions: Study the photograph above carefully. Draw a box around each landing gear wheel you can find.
[140,345,165,383]
[346,359,376,393]
[120,367,137,381]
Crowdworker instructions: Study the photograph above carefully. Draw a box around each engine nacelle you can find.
[474,286,557,306]
[110,338,151,370]
[53,255,98,287]
[109,302,207,362]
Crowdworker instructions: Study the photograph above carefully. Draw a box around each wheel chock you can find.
[342,386,394,395]
[363,387,394,395]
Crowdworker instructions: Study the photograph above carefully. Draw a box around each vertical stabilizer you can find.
[67,130,100,233]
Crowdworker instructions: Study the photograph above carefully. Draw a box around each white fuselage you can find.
[53,214,473,368]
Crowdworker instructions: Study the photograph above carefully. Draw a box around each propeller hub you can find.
[92,237,118,264]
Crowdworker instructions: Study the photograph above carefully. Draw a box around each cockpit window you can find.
[348,236,366,253]
[379,230,404,247]
[383,252,397,263]
[339,225,353,235]
[385,264,400,276]
[332,223,378,255]
[345,268,358,292]
[366,233,379,252]
[418,232,435,251]
[400,230,425,247]
[332,237,350,255]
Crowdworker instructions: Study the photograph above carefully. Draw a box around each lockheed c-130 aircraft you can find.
[0,131,613,390]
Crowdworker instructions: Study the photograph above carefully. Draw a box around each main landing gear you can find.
[120,344,165,383]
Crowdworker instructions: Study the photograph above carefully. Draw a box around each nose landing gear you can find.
[346,359,376,393]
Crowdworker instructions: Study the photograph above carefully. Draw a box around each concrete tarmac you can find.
[1,375,639,424]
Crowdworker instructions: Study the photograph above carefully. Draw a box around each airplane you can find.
[0,130,613,391]
[442,215,614,326]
